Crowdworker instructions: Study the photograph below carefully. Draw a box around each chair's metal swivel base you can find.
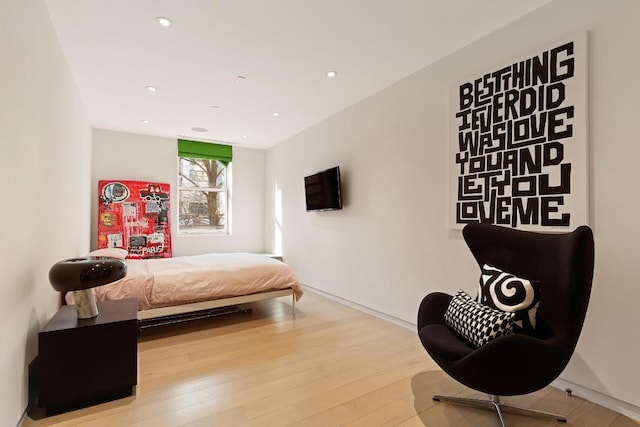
[432,394,567,427]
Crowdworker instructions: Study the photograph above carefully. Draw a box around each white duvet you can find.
[66,253,303,310]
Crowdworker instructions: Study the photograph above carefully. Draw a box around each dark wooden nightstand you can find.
[38,298,138,414]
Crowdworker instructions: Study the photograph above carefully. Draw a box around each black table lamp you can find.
[49,257,127,319]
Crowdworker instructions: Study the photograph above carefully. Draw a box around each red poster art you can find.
[97,180,172,259]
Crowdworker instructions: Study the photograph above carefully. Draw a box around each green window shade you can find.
[177,139,233,166]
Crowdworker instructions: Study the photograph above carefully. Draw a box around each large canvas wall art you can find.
[449,33,588,231]
[97,180,172,259]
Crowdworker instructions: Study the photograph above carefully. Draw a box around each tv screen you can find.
[304,166,342,211]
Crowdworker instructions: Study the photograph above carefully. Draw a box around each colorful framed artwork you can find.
[97,180,172,259]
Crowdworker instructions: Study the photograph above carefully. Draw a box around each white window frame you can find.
[177,156,232,235]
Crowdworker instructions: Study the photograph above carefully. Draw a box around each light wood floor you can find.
[24,291,639,427]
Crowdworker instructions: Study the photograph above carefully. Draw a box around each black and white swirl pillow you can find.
[476,264,541,332]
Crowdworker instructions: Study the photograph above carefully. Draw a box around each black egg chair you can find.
[417,223,594,426]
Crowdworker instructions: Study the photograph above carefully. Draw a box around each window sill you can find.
[177,230,231,237]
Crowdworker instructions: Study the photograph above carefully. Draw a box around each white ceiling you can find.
[45,0,551,149]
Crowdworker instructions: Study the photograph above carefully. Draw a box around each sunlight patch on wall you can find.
[274,182,283,255]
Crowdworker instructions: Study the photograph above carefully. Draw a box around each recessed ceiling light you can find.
[155,17,173,27]
[242,135,248,139]
[327,70,338,78]
[211,105,221,109]
[191,127,208,132]
[146,86,157,92]
[272,112,280,117]
[141,120,150,124]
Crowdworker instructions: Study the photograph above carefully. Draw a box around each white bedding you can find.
[66,253,303,310]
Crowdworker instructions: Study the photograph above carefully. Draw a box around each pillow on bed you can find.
[445,289,514,348]
[476,264,540,332]
[88,248,128,260]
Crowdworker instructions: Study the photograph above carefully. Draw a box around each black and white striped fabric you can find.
[445,289,515,348]
[476,264,541,332]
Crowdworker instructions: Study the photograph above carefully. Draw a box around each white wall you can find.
[0,0,92,425]
[92,129,266,255]
[265,0,640,416]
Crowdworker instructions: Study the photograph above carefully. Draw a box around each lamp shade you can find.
[49,257,127,293]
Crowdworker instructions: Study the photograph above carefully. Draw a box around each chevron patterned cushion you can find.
[445,289,515,348]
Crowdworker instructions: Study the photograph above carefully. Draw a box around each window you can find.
[177,139,232,234]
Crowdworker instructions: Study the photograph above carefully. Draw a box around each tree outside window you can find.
[178,157,230,234]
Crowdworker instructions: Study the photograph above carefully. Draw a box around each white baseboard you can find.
[302,283,640,422]
[552,377,640,421]
[16,409,26,427]
[301,284,416,332]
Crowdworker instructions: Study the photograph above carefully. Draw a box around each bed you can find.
[65,252,303,328]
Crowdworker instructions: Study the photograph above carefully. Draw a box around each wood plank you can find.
[610,415,640,427]
[22,291,639,427]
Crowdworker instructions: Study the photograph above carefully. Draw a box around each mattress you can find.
[66,252,303,310]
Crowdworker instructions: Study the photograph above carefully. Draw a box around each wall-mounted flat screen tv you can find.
[304,166,342,211]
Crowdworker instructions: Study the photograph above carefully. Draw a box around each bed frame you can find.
[63,288,297,330]
[137,288,296,329]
